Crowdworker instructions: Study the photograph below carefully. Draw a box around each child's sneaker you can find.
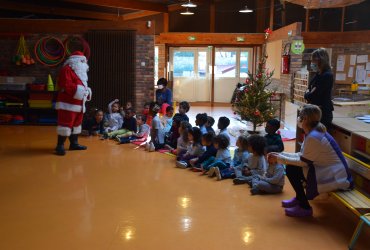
[145,142,150,151]
[176,161,188,168]
[101,132,109,140]
[149,142,156,152]
[214,167,222,180]
[233,178,247,185]
[200,170,208,175]
[191,167,202,172]
[250,187,260,195]
[207,167,216,177]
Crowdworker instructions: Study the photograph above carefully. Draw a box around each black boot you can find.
[69,134,87,150]
[55,135,67,156]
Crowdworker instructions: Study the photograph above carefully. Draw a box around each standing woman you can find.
[156,78,173,114]
[304,48,334,130]
[268,104,353,217]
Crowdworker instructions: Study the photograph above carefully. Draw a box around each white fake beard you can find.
[66,58,89,85]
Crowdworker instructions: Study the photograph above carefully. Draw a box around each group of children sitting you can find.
[82,99,286,195]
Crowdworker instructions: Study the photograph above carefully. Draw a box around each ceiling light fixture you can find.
[181,0,197,8]
[239,5,253,13]
[181,8,194,15]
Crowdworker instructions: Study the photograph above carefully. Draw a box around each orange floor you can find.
[0,112,369,249]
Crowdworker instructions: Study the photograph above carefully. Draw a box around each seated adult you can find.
[155,78,172,114]
[268,104,353,217]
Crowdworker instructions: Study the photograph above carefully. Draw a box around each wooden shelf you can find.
[0,89,57,125]
[295,83,308,87]
[353,149,370,161]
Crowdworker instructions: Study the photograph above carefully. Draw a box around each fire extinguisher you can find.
[281,43,291,74]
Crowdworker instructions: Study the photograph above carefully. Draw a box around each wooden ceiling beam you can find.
[122,10,159,21]
[65,0,168,13]
[0,0,123,21]
[0,18,154,35]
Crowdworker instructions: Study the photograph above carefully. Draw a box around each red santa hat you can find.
[69,51,86,59]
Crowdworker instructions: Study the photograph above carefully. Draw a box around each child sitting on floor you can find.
[122,108,137,132]
[233,134,267,185]
[200,134,231,175]
[217,116,231,143]
[81,109,104,136]
[195,113,208,135]
[168,101,190,148]
[165,119,192,154]
[105,99,123,132]
[174,121,192,156]
[215,135,250,180]
[265,118,284,152]
[161,106,174,133]
[189,132,217,171]
[143,102,153,126]
[249,147,285,195]
[119,115,150,144]
[206,116,215,133]
[146,103,165,152]
[120,101,133,117]
[103,108,137,139]
[176,127,205,168]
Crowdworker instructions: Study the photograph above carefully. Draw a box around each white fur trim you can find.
[56,102,82,112]
[69,55,86,60]
[57,126,71,136]
[73,85,86,100]
[72,125,82,134]
[86,87,92,101]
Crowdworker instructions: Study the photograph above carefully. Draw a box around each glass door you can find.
[170,47,211,102]
[214,48,253,103]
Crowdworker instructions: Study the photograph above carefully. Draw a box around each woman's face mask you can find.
[157,84,164,90]
[310,63,318,72]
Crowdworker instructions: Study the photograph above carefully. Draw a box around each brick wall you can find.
[0,34,71,83]
[135,35,155,110]
[0,33,155,112]
[157,44,166,80]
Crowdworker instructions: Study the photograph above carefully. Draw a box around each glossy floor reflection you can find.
[0,108,369,250]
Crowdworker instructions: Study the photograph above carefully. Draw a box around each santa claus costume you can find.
[55,51,92,156]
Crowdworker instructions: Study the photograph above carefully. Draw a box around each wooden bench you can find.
[330,153,370,249]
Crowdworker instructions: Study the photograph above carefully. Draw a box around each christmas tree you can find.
[232,53,276,132]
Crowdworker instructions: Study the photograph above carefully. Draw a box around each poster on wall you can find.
[348,67,354,78]
[357,55,368,64]
[336,55,345,72]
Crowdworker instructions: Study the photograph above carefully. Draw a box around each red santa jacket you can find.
[56,65,91,113]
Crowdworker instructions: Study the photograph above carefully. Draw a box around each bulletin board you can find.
[266,40,282,79]
[335,54,370,85]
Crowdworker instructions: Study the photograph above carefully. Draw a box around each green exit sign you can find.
[236,37,245,42]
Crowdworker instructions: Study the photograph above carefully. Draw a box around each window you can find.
[173,51,194,77]
[198,51,207,78]
[215,51,236,78]
[240,51,249,78]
